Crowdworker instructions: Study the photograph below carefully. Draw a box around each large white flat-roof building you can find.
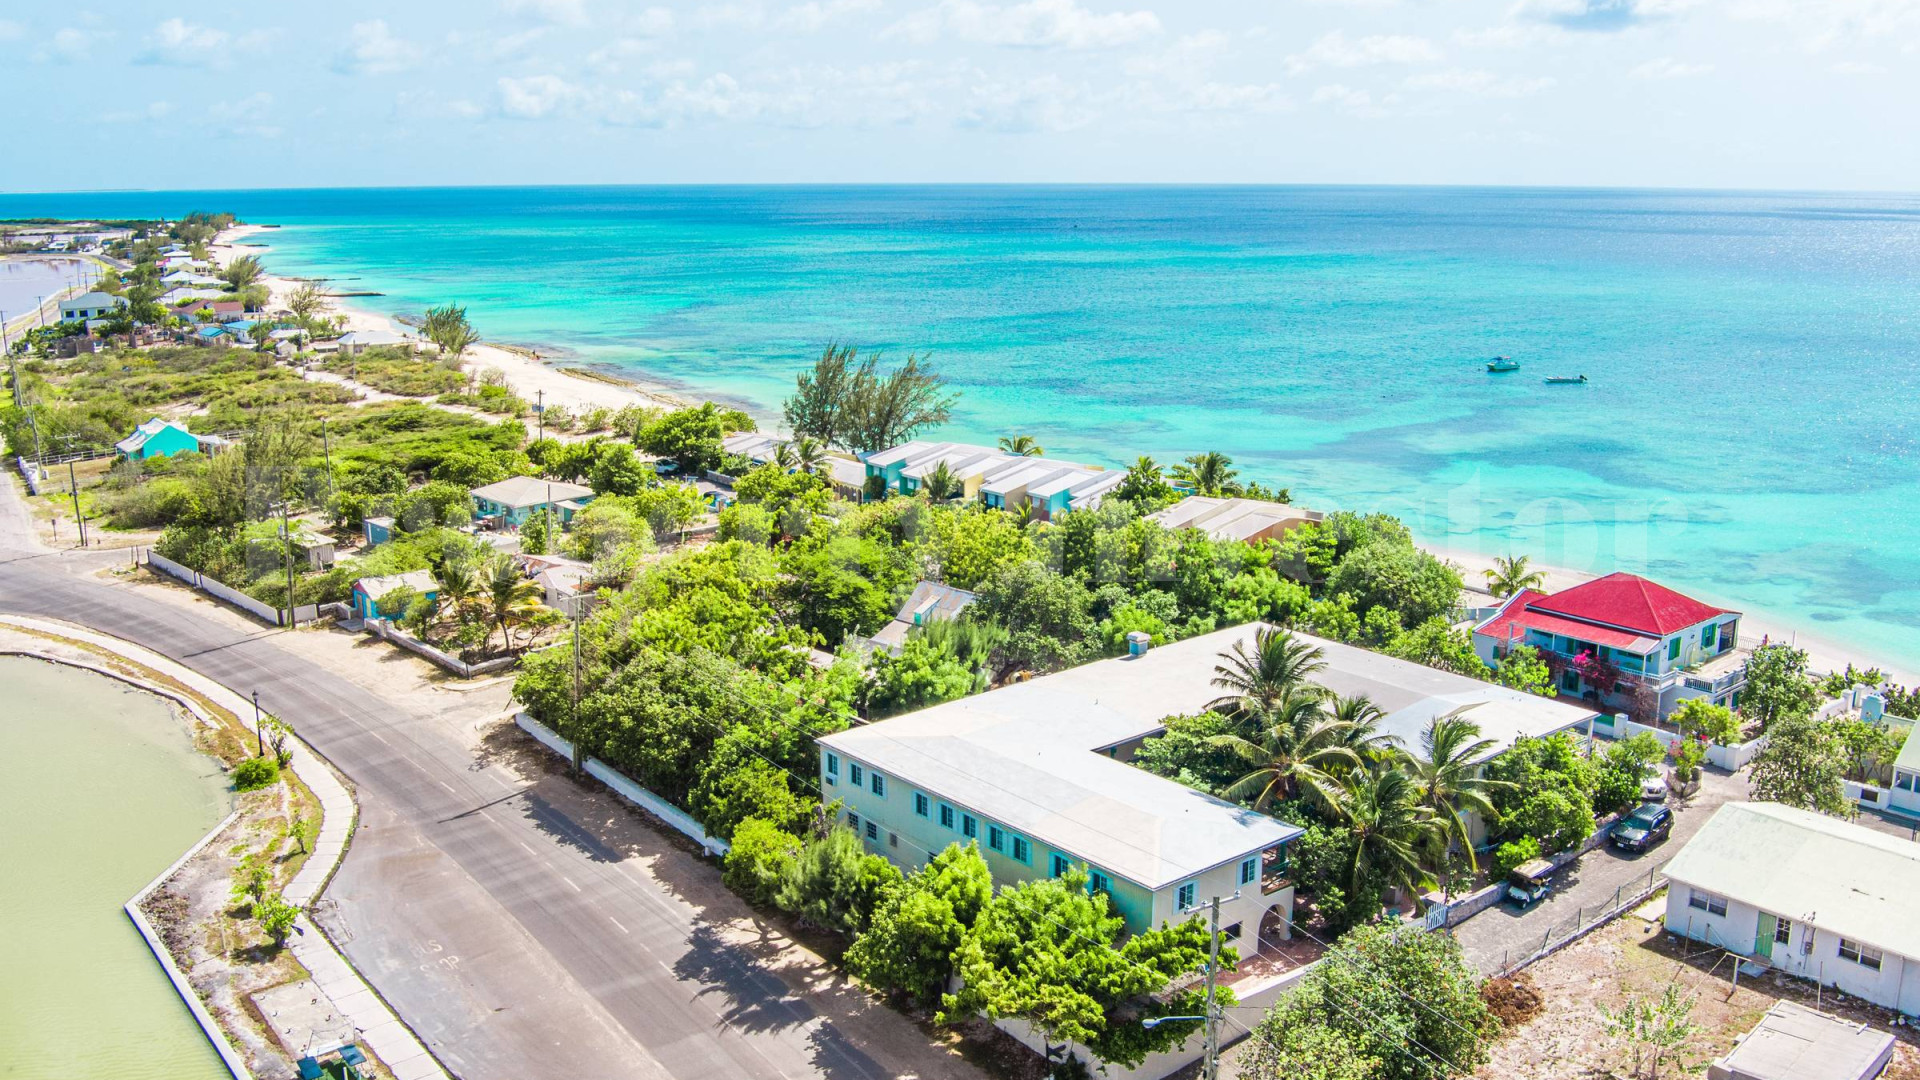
[817,623,1596,941]
[1148,496,1323,545]
[1663,801,1920,1015]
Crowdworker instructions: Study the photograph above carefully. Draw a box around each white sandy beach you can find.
[209,226,1917,688]
[215,225,691,417]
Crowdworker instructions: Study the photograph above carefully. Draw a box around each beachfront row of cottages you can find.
[819,624,1602,941]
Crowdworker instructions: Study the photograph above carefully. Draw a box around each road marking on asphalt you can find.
[562,875,582,892]
[439,780,457,794]
[518,840,537,856]
[609,917,628,934]
[370,731,389,745]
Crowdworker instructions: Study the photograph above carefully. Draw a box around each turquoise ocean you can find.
[6,186,1919,667]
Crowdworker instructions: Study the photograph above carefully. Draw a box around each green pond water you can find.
[0,656,233,1079]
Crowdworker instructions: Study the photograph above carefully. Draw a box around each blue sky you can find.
[3,0,1914,191]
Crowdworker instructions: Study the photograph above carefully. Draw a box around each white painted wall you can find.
[1665,879,1919,1014]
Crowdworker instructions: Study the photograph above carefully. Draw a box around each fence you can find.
[365,620,517,679]
[1591,711,1766,771]
[1493,863,1666,976]
[14,455,43,494]
[144,549,287,625]
[515,713,729,857]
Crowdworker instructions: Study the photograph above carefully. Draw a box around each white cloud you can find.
[1727,0,1920,52]
[1832,59,1888,74]
[501,0,588,25]
[779,0,885,31]
[1123,29,1228,76]
[1515,0,1705,33]
[104,100,177,123]
[1453,23,1563,48]
[1285,30,1440,75]
[1404,67,1556,96]
[209,92,281,138]
[1628,56,1713,78]
[958,74,1099,130]
[334,20,420,75]
[497,74,583,118]
[34,26,92,64]
[136,17,228,65]
[886,0,1161,50]
[0,19,24,41]
[1176,81,1294,113]
[1310,82,1392,116]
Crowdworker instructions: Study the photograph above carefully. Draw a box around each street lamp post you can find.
[252,690,265,757]
[1142,895,1225,1080]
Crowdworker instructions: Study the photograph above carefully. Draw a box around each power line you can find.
[544,628,1479,1078]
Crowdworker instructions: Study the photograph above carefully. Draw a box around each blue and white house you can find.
[860,440,1123,519]
[470,476,595,528]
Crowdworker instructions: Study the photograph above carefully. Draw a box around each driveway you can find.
[1453,768,1747,974]
[0,521,983,1080]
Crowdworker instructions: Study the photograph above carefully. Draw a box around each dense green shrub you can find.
[231,756,280,791]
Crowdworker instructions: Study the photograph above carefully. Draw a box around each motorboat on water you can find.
[1544,375,1589,385]
[1486,356,1521,372]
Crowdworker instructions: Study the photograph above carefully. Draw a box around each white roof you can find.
[1713,1002,1895,1080]
[1025,466,1108,500]
[1149,497,1321,541]
[60,290,125,311]
[354,570,438,597]
[539,564,593,594]
[1666,801,1920,959]
[1065,469,1127,509]
[828,457,866,490]
[979,460,1073,496]
[336,328,412,346]
[821,624,1326,890]
[469,476,593,509]
[721,431,781,461]
[114,417,198,454]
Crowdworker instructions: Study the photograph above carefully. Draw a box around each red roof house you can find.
[1472,572,1745,720]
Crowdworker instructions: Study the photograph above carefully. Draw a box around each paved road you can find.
[0,538,979,1079]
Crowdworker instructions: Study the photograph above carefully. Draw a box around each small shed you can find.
[1708,1001,1894,1080]
[116,417,210,460]
[868,580,978,654]
[350,570,439,621]
[362,516,394,547]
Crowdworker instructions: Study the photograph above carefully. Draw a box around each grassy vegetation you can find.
[319,346,466,397]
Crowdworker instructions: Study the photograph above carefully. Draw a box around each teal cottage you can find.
[115,417,222,461]
[469,477,595,528]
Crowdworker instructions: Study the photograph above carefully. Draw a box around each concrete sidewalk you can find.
[0,614,449,1080]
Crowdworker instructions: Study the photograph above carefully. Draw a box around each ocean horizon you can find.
[8,184,1920,670]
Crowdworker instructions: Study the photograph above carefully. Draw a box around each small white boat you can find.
[1544,375,1588,385]
[1486,356,1520,373]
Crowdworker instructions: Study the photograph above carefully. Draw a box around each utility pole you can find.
[36,296,45,328]
[1201,896,1223,1080]
[281,500,298,627]
[320,416,334,502]
[59,435,87,548]
[569,602,584,778]
[252,690,265,757]
[536,388,545,443]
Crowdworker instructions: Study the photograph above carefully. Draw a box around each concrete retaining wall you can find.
[515,712,729,857]
[146,550,290,626]
[126,810,255,1080]
[1591,712,1765,771]
[366,620,517,679]
[993,962,1316,1080]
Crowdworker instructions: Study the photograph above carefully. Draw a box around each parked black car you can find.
[1610,804,1674,852]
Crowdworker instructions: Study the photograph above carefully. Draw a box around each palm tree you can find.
[998,434,1044,457]
[1208,689,1359,811]
[791,436,830,477]
[1335,764,1440,903]
[1208,627,1327,720]
[436,556,480,629]
[1409,714,1511,893]
[922,460,960,502]
[482,554,544,654]
[1171,451,1242,497]
[1328,694,1397,763]
[1484,553,1547,598]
